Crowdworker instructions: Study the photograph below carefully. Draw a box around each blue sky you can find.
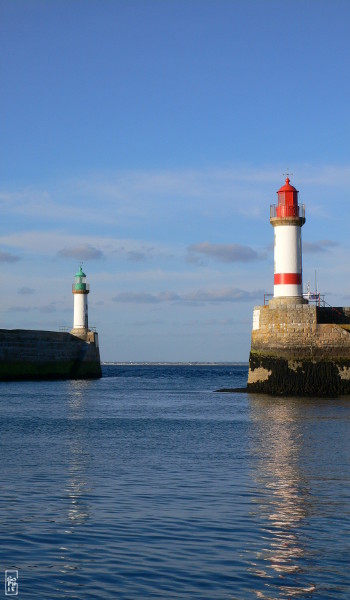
[1,0,350,361]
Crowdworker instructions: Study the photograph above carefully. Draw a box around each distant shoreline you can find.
[102,362,249,366]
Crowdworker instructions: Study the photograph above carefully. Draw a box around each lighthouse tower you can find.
[72,266,89,333]
[248,178,350,396]
[270,178,306,302]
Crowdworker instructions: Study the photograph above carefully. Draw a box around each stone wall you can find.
[0,329,102,380]
[248,303,350,395]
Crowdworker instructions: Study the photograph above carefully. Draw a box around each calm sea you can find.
[1,364,350,599]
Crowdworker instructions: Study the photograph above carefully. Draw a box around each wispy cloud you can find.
[18,287,35,295]
[301,165,350,187]
[125,251,147,262]
[183,287,262,303]
[0,165,292,232]
[112,245,159,262]
[185,317,239,326]
[7,303,57,313]
[58,243,104,260]
[1,164,349,242]
[303,239,338,253]
[129,319,165,327]
[112,286,262,305]
[0,232,171,262]
[112,291,180,304]
[40,304,57,314]
[0,250,20,263]
[187,242,264,264]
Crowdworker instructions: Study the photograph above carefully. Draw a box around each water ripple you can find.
[0,366,350,598]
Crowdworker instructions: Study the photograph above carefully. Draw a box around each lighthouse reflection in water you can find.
[247,394,349,598]
[65,381,91,530]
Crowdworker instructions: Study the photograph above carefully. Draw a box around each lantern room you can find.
[72,266,90,294]
[276,177,299,218]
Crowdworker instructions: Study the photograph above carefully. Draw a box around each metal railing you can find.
[302,292,325,306]
[264,293,273,306]
[270,204,305,219]
[59,325,97,332]
[263,292,325,306]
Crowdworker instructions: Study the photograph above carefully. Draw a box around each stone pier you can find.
[0,329,102,380]
[247,301,350,396]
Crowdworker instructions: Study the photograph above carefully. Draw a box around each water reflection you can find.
[248,395,319,599]
[65,381,91,528]
[59,381,92,577]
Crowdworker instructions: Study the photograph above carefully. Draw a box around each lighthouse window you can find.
[279,192,285,205]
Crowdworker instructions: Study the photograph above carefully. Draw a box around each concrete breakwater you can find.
[247,301,350,396]
[0,329,101,380]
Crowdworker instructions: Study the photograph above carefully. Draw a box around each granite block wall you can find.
[0,329,102,380]
[248,303,350,395]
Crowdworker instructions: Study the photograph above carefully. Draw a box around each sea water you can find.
[0,364,350,599]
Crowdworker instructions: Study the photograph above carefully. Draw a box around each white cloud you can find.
[188,242,264,263]
[112,286,262,305]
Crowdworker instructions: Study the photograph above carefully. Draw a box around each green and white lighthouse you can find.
[72,266,90,331]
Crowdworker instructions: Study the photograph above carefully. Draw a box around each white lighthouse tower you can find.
[71,266,89,335]
[270,177,306,302]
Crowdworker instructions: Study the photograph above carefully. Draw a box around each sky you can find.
[0,0,350,362]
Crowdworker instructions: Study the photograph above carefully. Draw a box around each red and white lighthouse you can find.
[270,178,305,299]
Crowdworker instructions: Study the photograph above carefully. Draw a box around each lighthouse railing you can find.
[270,204,305,219]
[59,325,97,332]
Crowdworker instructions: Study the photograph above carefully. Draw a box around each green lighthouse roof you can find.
[75,266,86,278]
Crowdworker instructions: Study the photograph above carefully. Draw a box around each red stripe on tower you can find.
[274,273,302,285]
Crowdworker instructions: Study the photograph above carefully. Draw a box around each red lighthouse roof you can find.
[275,177,299,218]
[277,177,298,193]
